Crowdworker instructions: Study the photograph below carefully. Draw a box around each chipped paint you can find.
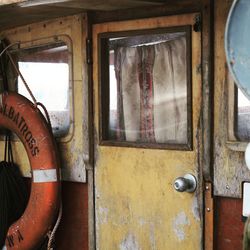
[119,233,140,250]
[97,206,109,224]
[138,217,146,226]
[192,197,200,221]
[173,212,190,241]
[149,223,157,250]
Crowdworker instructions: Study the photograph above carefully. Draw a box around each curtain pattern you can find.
[113,36,187,144]
[138,46,156,143]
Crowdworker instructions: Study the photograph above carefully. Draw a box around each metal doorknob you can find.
[174,174,197,193]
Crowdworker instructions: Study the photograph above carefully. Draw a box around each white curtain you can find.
[113,36,187,144]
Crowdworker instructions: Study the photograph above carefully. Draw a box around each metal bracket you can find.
[204,182,214,250]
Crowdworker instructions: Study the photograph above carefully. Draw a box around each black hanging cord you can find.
[0,40,9,92]
[0,40,28,249]
[4,132,14,163]
[0,132,29,248]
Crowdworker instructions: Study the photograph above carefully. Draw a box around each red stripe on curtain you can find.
[138,46,156,143]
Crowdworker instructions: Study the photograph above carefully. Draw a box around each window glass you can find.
[236,88,250,140]
[16,42,70,137]
[100,28,192,148]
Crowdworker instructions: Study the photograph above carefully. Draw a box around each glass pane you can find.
[236,88,250,140]
[103,30,190,146]
[16,42,70,137]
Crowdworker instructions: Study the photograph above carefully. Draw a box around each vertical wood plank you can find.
[202,0,213,182]
[215,197,244,250]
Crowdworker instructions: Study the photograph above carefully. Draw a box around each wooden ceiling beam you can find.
[0,0,201,31]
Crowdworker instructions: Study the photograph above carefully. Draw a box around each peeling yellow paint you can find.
[93,13,202,250]
[95,148,201,249]
[119,233,140,250]
[173,211,190,241]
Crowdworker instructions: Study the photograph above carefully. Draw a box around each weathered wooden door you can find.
[93,13,202,249]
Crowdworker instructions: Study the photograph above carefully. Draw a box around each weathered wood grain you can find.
[213,0,250,198]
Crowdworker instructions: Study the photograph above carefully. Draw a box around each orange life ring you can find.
[0,91,60,250]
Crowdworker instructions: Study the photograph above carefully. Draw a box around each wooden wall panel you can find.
[215,197,244,250]
[24,179,88,249]
[56,182,88,250]
[213,0,250,197]
[0,15,89,183]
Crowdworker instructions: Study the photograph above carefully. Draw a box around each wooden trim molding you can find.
[204,182,214,250]
[98,25,193,151]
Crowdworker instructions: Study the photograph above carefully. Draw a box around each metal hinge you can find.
[86,38,92,65]
[193,14,201,32]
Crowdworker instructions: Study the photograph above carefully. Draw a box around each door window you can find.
[99,27,192,149]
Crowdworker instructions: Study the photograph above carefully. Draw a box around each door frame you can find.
[88,1,214,248]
